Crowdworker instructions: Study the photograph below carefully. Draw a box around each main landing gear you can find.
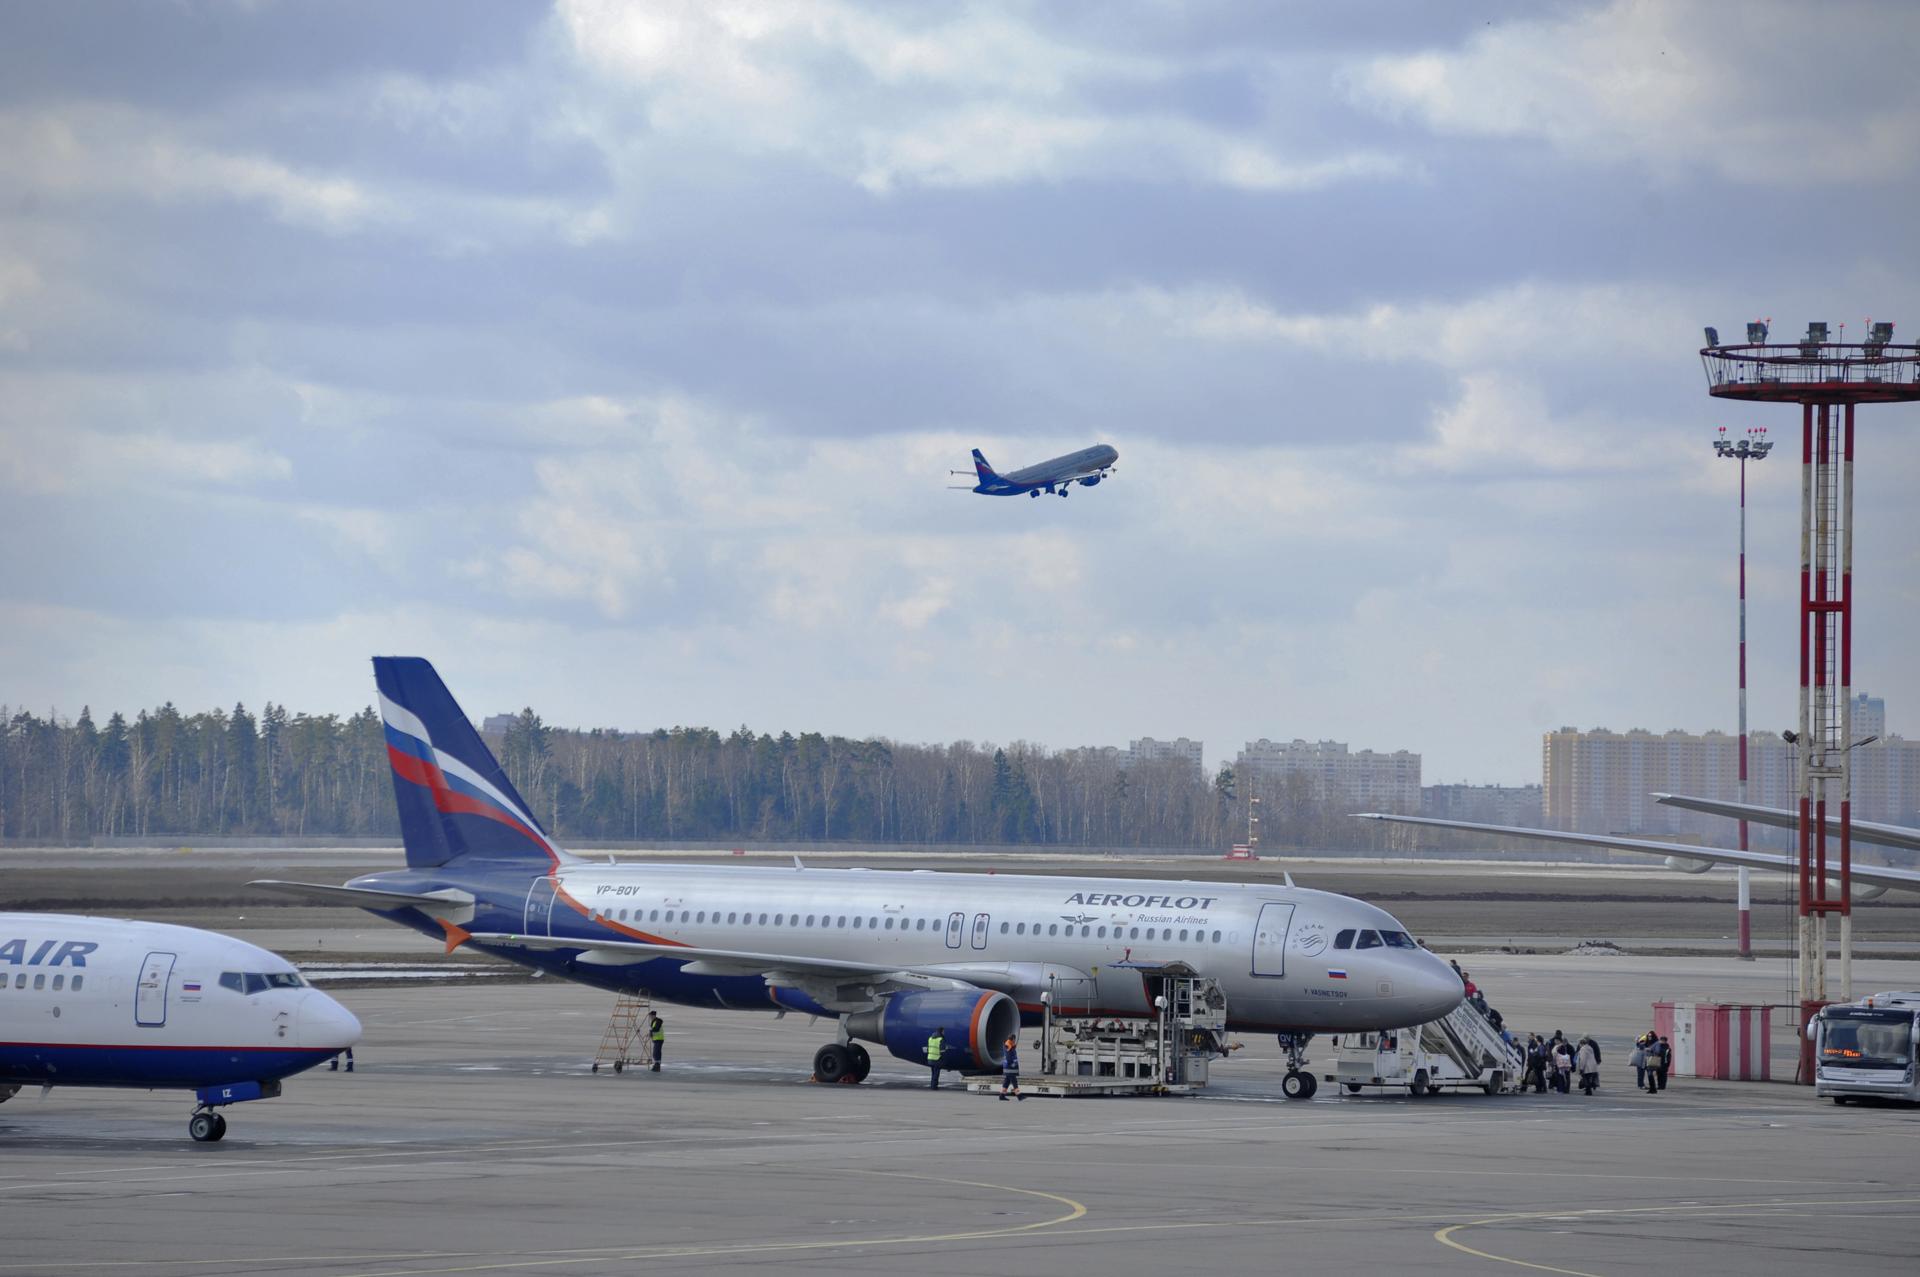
[812,1042,872,1084]
[1277,1032,1318,1100]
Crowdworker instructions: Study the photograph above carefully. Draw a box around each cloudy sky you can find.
[3,0,1917,783]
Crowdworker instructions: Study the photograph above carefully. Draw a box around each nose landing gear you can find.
[1277,1032,1319,1100]
[188,1110,228,1142]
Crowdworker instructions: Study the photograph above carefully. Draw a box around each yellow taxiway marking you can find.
[1432,1195,1920,1276]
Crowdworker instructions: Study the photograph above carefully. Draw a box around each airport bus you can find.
[1808,992,1920,1104]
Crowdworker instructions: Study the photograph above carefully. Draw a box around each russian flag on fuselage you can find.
[373,657,562,870]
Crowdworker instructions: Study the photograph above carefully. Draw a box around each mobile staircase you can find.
[590,991,653,1074]
[1326,1000,1524,1096]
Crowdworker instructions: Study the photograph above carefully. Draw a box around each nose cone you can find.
[1406,956,1467,1024]
[296,990,363,1051]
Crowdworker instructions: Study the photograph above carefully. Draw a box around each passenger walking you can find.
[1576,1037,1599,1095]
[1651,1035,1672,1092]
[647,1012,665,1071]
[925,1027,947,1090]
[1629,1037,1648,1090]
[1525,1034,1548,1093]
[1551,1039,1573,1093]
[999,1036,1024,1100]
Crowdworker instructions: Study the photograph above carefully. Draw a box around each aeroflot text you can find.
[1063,893,1219,910]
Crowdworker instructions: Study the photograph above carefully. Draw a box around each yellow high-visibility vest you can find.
[925,1035,944,1062]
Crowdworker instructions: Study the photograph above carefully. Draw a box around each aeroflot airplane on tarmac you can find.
[0,915,362,1140]
[963,443,1117,497]
[254,658,1463,1099]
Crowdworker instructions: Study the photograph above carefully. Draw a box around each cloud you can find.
[0,106,381,231]
[1351,0,1920,183]
[0,425,292,496]
[554,0,1409,195]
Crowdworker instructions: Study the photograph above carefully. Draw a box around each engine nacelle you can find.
[844,989,1019,1072]
[1664,855,1713,875]
[1080,475,1102,487]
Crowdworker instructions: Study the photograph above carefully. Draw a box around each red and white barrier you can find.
[1651,1001,1773,1080]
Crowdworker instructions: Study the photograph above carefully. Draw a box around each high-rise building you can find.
[1541,694,1917,844]
[1422,783,1544,826]
[1236,738,1421,810]
[1128,737,1204,781]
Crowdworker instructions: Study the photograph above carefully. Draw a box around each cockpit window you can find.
[220,971,306,994]
[1333,929,1355,950]
[1381,931,1416,949]
[1355,930,1383,949]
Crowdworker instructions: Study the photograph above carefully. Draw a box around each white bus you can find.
[1809,992,1920,1105]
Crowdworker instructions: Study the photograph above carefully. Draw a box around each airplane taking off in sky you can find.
[963,443,1117,497]
[255,658,1462,1098]
[0,915,362,1140]
[1356,794,1920,899]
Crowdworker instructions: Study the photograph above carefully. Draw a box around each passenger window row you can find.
[597,907,1226,947]
[5,972,84,991]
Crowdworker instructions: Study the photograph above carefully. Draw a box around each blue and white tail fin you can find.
[971,448,1000,483]
[373,657,576,871]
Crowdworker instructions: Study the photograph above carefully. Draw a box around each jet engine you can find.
[843,988,1019,1071]
[1663,855,1713,874]
[1080,475,1102,487]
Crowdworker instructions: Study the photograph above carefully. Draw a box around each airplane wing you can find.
[462,932,983,1012]
[1653,793,1920,854]
[1350,813,1920,897]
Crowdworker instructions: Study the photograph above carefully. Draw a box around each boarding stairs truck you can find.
[1325,1002,1523,1096]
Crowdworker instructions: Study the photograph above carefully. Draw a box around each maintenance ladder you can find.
[591,991,653,1074]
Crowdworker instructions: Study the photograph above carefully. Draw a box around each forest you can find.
[0,702,1411,851]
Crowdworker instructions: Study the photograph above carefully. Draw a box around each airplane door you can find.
[135,951,177,1027]
[971,913,990,950]
[1250,903,1295,978]
[523,877,557,937]
[945,911,965,950]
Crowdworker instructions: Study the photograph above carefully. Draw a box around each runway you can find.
[4,979,1917,1276]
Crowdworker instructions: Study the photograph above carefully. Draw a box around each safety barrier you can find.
[1652,1001,1772,1081]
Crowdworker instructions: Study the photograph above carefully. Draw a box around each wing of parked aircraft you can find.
[1652,792,1920,854]
[1351,812,1920,898]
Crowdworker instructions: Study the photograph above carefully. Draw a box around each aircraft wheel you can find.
[612,1060,623,1074]
[209,1114,228,1141]
[1281,1070,1316,1100]
[1483,1071,1504,1096]
[814,1044,852,1084]
[1344,1082,1363,1094]
[1410,1069,1430,1097]
[847,1043,872,1082]
[189,1113,218,1142]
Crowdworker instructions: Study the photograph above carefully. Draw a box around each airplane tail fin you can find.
[373,657,574,871]
[971,448,1000,483]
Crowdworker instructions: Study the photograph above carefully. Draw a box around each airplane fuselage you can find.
[0,914,361,1090]
[348,862,1464,1034]
[973,444,1118,496]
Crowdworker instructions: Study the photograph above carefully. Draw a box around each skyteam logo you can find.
[378,692,559,864]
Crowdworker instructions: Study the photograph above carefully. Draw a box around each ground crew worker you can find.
[926,1027,947,1089]
[999,1035,1023,1100]
[648,1011,665,1072]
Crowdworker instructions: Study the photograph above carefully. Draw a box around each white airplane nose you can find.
[296,991,363,1051]
[1409,958,1467,1023]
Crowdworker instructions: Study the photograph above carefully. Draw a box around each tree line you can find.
[0,702,1415,851]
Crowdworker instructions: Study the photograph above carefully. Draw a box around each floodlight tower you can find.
[1700,319,1920,1078]
[1711,425,1773,961]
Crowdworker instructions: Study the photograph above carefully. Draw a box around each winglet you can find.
[437,918,473,954]
[1283,871,1295,888]
[793,854,805,870]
